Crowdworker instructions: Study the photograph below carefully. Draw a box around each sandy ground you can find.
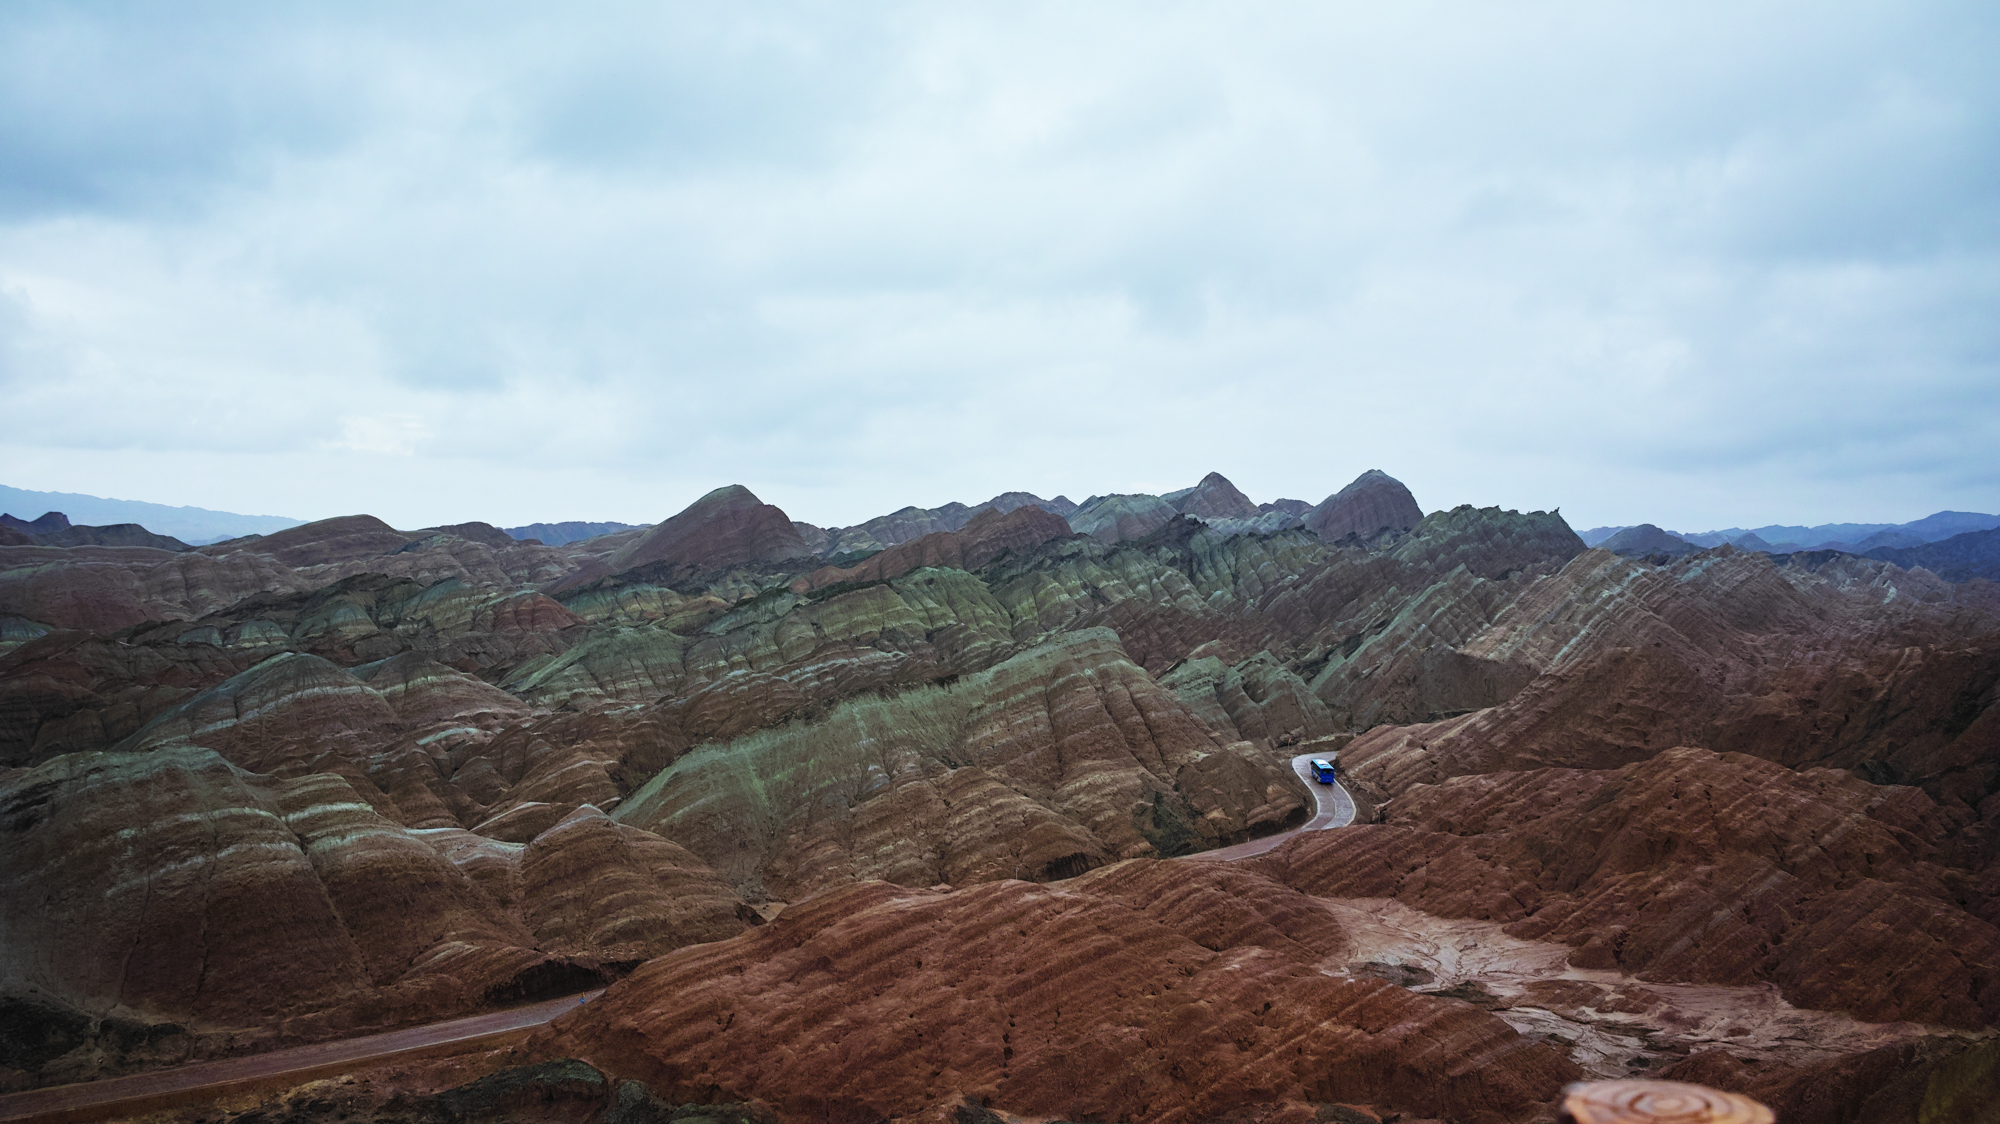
[1313,896,1991,1079]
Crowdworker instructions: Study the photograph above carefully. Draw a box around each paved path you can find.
[1188,752,1357,861]
[2,756,1354,1123]
[0,992,602,1124]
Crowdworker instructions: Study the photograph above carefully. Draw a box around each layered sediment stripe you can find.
[1264,747,2000,1028]
[532,867,1579,1123]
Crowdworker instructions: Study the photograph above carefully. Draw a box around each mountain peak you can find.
[1599,523,1700,557]
[608,485,809,574]
[1303,470,1422,540]
[1172,473,1260,521]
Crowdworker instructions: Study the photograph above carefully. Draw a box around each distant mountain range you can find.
[500,520,641,545]
[1579,511,2000,582]
[1860,528,2000,583]
[0,485,304,545]
[1579,510,2000,554]
[0,487,651,549]
[0,511,194,550]
[13,482,1998,580]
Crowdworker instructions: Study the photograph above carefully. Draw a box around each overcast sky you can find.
[1,2,1995,532]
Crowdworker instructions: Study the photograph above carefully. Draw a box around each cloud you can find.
[0,1,1995,531]
[326,414,428,457]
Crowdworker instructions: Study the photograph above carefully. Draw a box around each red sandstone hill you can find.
[807,493,1080,558]
[0,746,751,1085]
[1304,469,1423,541]
[610,629,1311,899]
[1068,493,1182,543]
[210,514,415,568]
[1260,746,1999,1029]
[1171,471,1262,521]
[607,485,809,574]
[0,561,164,633]
[791,504,1072,594]
[529,865,1581,1124]
[1336,546,2000,807]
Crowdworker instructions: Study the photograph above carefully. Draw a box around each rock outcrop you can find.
[812,494,1082,558]
[215,515,414,568]
[3,749,533,1038]
[1163,649,1335,748]
[602,486,810,577]
[790,521,831,555]
[0,559,165,633]
[1068,493,1181,544]
[0,745,749,1088]
[1168,472,1261,521]
[1659,1037,2000,1124]
[449,804,752,962]
[980,490,1078,518]
[0,564,588,768]
[792,505,1072,594]
[1388,504,1586,580]
[114,650,402,766]
[1304,470,1423,542]
[612,629,1311,898]
[1339,546,2000,808]
[818,503,976,557]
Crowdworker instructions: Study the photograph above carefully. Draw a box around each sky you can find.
[1,2,1996,533]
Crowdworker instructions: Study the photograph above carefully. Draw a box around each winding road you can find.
[0,753,1355,1124]
[1189,752,1358,861]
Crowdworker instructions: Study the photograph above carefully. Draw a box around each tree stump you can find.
[1559,1080,1774,1124]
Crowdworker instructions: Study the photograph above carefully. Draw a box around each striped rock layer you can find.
[529,862,1582,1124]
[0,473,1995,1116]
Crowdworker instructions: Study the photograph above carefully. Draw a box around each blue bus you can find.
[1309,758,1338,784]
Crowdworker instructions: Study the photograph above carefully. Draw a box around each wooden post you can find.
[1559,1080,1774,1124]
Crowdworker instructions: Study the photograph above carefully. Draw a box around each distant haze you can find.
[0,485,301,543]
[1,3,1995,530]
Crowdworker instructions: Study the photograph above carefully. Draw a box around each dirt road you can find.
[0,992,602,1124]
